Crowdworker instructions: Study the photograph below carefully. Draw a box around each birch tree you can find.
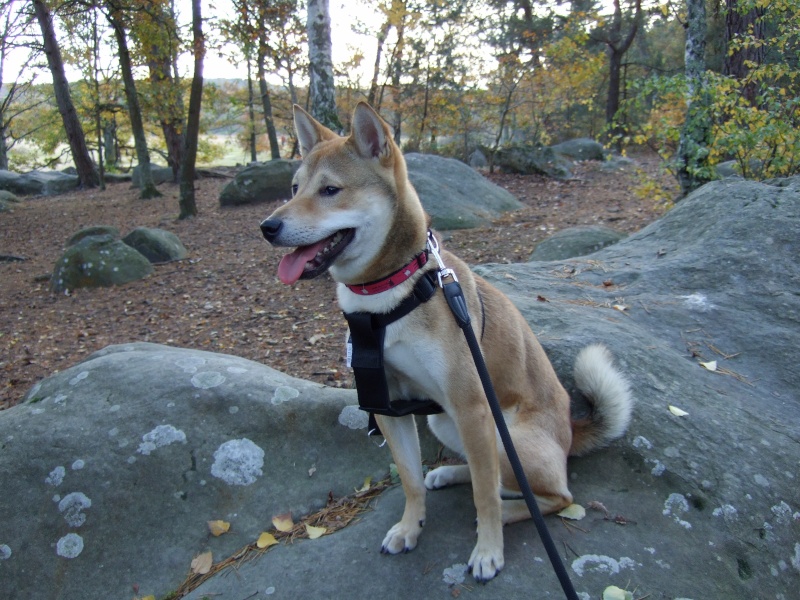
[675,0,711,196]
[306,0,340,131]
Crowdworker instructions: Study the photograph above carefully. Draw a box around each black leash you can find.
[428,232,579,600]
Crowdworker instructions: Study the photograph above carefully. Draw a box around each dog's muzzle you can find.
[260,219,282,244]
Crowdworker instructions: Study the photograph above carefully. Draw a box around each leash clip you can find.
[426,230,458,287]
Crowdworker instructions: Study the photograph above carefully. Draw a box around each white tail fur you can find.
[569,344,633,456]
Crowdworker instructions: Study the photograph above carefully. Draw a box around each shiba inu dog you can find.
[260,102,633,582]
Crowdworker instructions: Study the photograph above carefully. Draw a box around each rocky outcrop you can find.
[122,227,188,264]
[50,234,154,293]
[405,153,523,229]
[0,169,79,196]
[530,225,626,261]
[551,138,606,162]
[493,144,574,179]
[219,159,301,207]
[1,176,798,599]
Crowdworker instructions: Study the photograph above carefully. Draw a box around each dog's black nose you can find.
[260,219,282,242]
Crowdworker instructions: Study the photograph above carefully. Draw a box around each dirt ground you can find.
[0,153,677,410]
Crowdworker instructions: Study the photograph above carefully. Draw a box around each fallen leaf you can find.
[603,279,614,287]
[536,295,548,302]
[190,551,212,575]
[612,304,628,312]
[140,597,155,600]
[557,503,586,520]
[272,512,294,532]
[207,520,230,537]
[256,532,279,549]
[305,524,326,539]
[308,465,317,477]
[668,405,689,417]
[503,273,517,280]
[356,476,372,493]
[700,360,717,372]
[602,585,633,600]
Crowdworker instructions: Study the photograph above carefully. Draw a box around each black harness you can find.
[343,270,444,434]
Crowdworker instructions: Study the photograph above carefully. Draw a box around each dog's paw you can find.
[468,542,505,583]
[380,520,423,555]
[424,464,471,490]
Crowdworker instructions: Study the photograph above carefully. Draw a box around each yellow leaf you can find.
[668,405,689,417]
[305,524,326,539]
[190,551,212,575]
[612,304,628,312]
[557,503,586,520]
[356,476,372,493]
[207,520,230,537]
[272,512,294,532]
[140,597,156,600]
[603,586,633,600]
[256,532,279,549]
[700,360,717,372]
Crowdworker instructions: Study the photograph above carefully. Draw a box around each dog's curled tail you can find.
[569,344,633,457]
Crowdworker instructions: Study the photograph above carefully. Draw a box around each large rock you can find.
[493,144,574,179]
[0,169,79,196]
[66,226,121,247]
[219,159,301,207]
[551,138,606,161]
[132,164,175,187]
[0,344,395,600]
[50,234,154,293]
[123,227,188,264]
[2,177,799,599]
[405,153,523,229]
[530,225,626,261]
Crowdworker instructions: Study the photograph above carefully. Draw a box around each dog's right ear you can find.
[293,105,338,157]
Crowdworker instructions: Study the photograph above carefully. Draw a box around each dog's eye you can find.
[291,184,298,196]
[320,186,340,197]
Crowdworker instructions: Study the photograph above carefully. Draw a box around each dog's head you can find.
[261,102,426,286]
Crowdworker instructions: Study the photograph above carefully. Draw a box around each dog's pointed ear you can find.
[293,105,337,157]
[351,102,393,160]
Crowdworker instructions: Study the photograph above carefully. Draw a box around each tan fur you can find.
[262,102,633,582]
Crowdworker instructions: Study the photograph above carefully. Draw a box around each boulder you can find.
[0,169,79,196]
[122,227,188,264]
[2,177,799,599]
[66,226,121,247]
[493,144,573,179]
[219,159,301,207]
[131,164,175,187]
[551,138,606,161]
[0,189,20,203]
[0,344,396,600]
[50,234,153,293]
[529,225,626,261]
[468,148,488,169]
[405,153,523,229]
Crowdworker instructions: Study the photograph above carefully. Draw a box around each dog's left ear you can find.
[351,102,393,161]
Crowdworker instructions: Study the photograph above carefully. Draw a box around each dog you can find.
[261,102,633,582]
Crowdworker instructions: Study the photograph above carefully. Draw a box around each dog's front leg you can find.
[455,399,505,582]
[375,413,427,554]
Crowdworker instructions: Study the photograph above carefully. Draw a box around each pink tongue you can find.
[277,239,330,284]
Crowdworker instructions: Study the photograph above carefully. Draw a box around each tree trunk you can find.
[675,0,711,197]
[33,0,98,188]
[367,20,391,108]
[306,0,340,131]
[258,36,280,160]
[103,119,117,167]
[108,9,160,199]
[724,0,765,106]
[604,0,642,147]
[178,0,204,220]
[247,59,257,163]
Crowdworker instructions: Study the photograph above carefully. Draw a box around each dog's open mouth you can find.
[276,229,355,285]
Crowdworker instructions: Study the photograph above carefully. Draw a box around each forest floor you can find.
[0,151,678,410]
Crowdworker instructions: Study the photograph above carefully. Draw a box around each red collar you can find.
[346,251,429,295]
